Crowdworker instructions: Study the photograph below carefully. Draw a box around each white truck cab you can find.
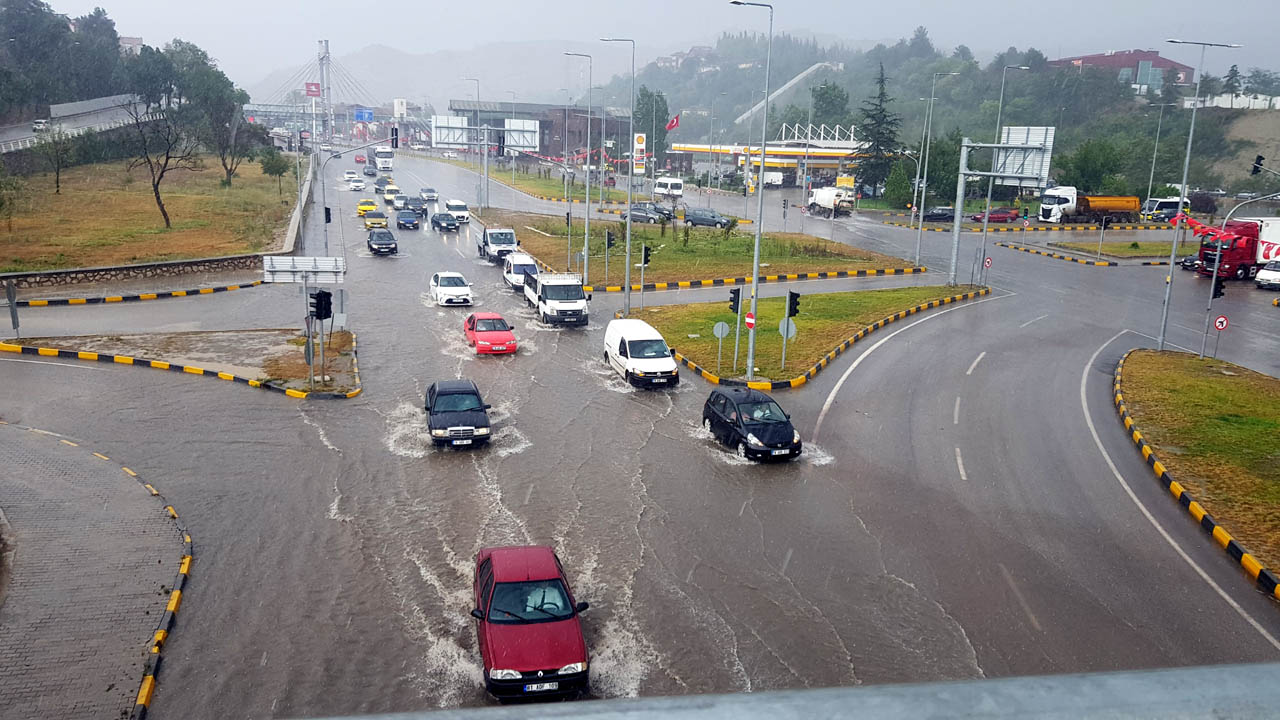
[604,319,679,388]
[444,199,470,223]
[502,252,539,290]
[525,272,589,326]
[478,227,518,262]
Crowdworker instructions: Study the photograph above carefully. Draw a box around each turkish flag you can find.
[665,114,680,131]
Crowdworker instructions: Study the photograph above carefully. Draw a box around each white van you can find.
[604,319,679,388]
[502,252,540,290]
[445,199,470,223]
[654,176,684,199]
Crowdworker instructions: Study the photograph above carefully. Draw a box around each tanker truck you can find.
[1038,186,1140,224]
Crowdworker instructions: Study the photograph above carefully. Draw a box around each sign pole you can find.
[733,296,743,372]
[4,279,18,339]
[717,335,723,373]
[1213,327,1222,358]
[780,325,787,370]
[639,249,646,309]
[303,275,314,391]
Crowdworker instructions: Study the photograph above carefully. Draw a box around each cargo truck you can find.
[807,186,856,218]
[1197,217,1280,281]
[1039,186,1139,223]
[524,272,590,326]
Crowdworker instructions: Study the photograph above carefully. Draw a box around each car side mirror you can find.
[470,608,484,620]
[516,239,521,246]
[483,404,492,410]
[586,293,593,302]
[670,348,676,357]
[575,601,589,613]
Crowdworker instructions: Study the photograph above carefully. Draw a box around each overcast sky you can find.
[55,0,1276,89]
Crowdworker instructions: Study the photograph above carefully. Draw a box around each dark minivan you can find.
[425,379,492,447]
[702,387,801,461]
[684,207,729,228]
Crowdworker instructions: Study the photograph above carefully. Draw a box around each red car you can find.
[354,154,366,164]
[970,207,1019,223]
[464,312,517,355]
[471,546,590,699]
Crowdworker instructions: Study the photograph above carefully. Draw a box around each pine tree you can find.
[883,160,912,208]
[857,63,901,192]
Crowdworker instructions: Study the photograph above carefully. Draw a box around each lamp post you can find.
[462,77,484,206]
[745,89,765,218]
[1145,102,1177,210]
[565,52,593,284]
[714,92,728,191]
[802,86,814,202]
[915,72,958,267]
[908,97,928,238]
[506,90,517,185]
[1156,38,1240,351]
[976,65,1029,285]
[560,88,570,199]
[730,0,772,381]
[601,37,635,316]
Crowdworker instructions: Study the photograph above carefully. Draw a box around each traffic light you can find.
[565,212,571,230]
[1252,155,1265,176]
[786,290,800,317]
[324,206,331,224]
[782,198,788,209]
[1022,206,1029,219]
[606,230,616,249]
[391,126,399,149]
[497,131,505,158]
[309,289,333,320]
[728,287,741,314]
[642,245,652,266]
[1212,277,1226,299]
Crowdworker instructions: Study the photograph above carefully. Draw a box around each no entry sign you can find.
[744,312,755,329]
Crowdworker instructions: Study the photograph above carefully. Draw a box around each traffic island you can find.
[1049,240,1177,261]
[1113,349,1280,598]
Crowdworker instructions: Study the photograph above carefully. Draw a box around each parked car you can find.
[425,379,491,447]
[363,211,388,229]
[367,228,398,255]
[393,194,409,210]
[406,197,427,214]
[356,199,379,216]
[632,201,674,220]
[396,210,420,230]
[362,165,377,177]
[701,387,802,461]
[343,170,358,181]
[431,212,460,232]
[430,271,473,306]
[471,545,590,699]
[464,313,517,355]
[421,187,439,202]
[354,154,366,164]
[970,207,1019,223]
[628,207,664,224]
[684,207,729,228]
[922,207,955,222]
[348,178,366,191]
[1256,260,1280,290]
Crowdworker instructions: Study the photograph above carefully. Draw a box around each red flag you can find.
[665,114,680,131]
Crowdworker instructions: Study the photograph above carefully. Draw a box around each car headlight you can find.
[477,340,491,346]
[489,669,520,680]
[474,427,490,435]
[793,430,801,444]
[746,433,762,447]
[558,662,587,674]
[547,308,557,315]
[431,429,447,437]
[636,371,645,377]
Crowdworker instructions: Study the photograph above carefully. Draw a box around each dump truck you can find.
[1039,186,1139,223]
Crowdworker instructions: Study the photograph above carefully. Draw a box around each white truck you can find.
[807,186,855,217]
[524,272,590,326]
[477,227,518,262]
[762,170,784,187]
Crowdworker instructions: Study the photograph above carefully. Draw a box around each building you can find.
[1048,50,1194,93]
[118,36,143,55]
[445,99,631,159]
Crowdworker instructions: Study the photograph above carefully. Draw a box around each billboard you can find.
[305,82,321,98]
[504,119,538,153]
[393,98,408,119]
[354,107,373,123]
[994,126,1055,189]
[432,115,468,149]
[633,133,647,174]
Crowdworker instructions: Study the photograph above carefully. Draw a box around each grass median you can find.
[479,209,915,287]
[1121,350,1280,570]
[425,154,647,203]
[1,161,297,272]
[1052,240,1176,258]
[640,285,979,381]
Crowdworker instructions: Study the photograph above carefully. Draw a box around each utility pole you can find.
[507,90,517,185]
[977,65,1029,285]
[916,72,958,267]
[1145,103,1175,209]
[601,38,635,316]
[565,53,593,285]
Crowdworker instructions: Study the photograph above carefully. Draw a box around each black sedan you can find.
[431,212,460,232]
[425,379,492,448]
[922,207,955,222]
[1180,254,1202,271]
[396,210,420,229]
[628,207,664,224]
[701,387,801,461]
[367,229,399,255]
[405,197,428,215]
[362,165,377,177]
[632,201,674,220]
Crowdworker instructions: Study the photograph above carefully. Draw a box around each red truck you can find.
[1197,217,1280,280]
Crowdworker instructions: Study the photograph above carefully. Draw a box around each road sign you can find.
[712,321,731,339]
[744,312,755,329]
[305,82,321,98]
[1022,218,1030,228]
[1215,314,1229,331]
[354,107,373,123]
[778,317,796,339]
[984,257,992,269]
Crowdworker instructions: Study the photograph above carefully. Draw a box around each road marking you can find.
[524,225,554,237]
[739,500,749,517]
[524,485,534,505]
[814,292,1013,439]
[1020,314,1049,328]
[0,357,102,371]
[953,396,961,425]
[780,547,793,576]
[954,447,968,481]
[965,351,986,376]
[1080,330,1280,652]
[1123,330,1196,354]
[998,563,1043,632]
[455,247,466,258]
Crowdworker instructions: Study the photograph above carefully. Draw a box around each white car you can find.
[442,151,458,159]
[320,143,332,152]
[430,271,473,306]
[348,178,366,191]
[502,253,540,290]
[420,188,438,202]
[343,170,358,181]
[410,143,427,151]
[1256,260,1280,291]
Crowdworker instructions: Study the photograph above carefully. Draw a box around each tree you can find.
[925,129,963,202]
[34,127,74,194]
[952,45,974,63]
[634,86,670,171]
[1223,65,1242,101]
[857,63,901,191]
[0,157,26,232]
[1056,138,1126,193]
[1244,68,1280,96]
[184,63,252,186]
[812,82,851,126]
[883,160,912,208]
[121,97,200,228]
[259,148,292,197]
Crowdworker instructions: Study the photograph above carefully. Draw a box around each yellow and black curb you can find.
[1273,297,1278,307]
[1112,351,1280,602]
[995,242,1118,266]
[17,280,263,307]
[597,207,754,224]
[0,334,362,400]
[884,220,1170,233]
[0,421,193,720]
[531,194,628,206]
[631,287,990,391]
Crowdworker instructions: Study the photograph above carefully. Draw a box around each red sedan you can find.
[472,546,590,699]
[465,312,517,355]
[354,154,366,164]
[970,207,1020,223]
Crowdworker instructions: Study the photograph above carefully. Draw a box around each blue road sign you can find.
[355,108,374,123]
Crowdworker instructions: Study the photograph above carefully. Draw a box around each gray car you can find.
[684,208,729,228]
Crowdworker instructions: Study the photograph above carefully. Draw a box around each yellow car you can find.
[356,199,378,216]
[363,211,388,229]
[382,185,401,203]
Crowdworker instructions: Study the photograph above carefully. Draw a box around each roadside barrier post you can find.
[4,279,18,339]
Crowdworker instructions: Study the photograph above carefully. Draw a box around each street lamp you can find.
[730,0,773,381]
[908,97,928,236]
[714,91,728,191]
[1156,38,1240,351]
[1145,103,1177,209]
[601,37,636,315]
[915,72,959,267]
[976,65,1029,284]
[560,88,570,200]
[506,90,517,185]
[565,52,593,284]
[462,77,485,206]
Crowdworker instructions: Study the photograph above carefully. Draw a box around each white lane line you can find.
[1123,329,1196,354]
[965,351,987,376]
[954,447,968,481]
[455,247,466,258]
[998,563,1043,632]
[1080,330,1280,651]
[0,357,103,371]
[953,396,961,425]
[814,292,1013,439]
[524,225,554,237]
[739,500,749,517]
[780,547,794,576]
[1020,314,1049,329]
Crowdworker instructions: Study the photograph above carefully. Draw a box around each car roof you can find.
[608,318,664,341]
[359,198,376,203]
[483,545,561,582]
[446,199,467,205]
[437,270,466,278]
[471,311,505,321]
[397,210,416,215]
[434,378,480,395]
[505,252,534,263]
[713,386,774,404]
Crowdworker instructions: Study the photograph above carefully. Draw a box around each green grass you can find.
[1122,350,1280,570]
[641,285,980,381]
[425,153,647,203]
[1053,240,1176,258]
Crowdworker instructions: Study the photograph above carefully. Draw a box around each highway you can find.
[2,151,1278,717]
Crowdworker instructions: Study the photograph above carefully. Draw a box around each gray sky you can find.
[56,0,1276,89]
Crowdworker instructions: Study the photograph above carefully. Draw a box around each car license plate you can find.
[524,682,558,692]
[452,439,472,446]
[492,346,506,351]
[652,378,667,383]
[771,449,789,456]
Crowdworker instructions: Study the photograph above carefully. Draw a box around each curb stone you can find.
[17,280,263,307]
[1112,350,1280,602]
[883,220,1171,233]
[995,242,1118,266]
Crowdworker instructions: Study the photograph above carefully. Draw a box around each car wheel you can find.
[717,222,725,229]
[542,312,550,324]
[686,220,693,226]
[1235,265,1247,280]
[702,417,712,433]
[736,442,749,460]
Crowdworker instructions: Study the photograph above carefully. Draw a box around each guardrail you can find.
[0,111,163,154]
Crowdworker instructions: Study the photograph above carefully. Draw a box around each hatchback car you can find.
[362,165,377,177]
[421,187,439,201]
[343,170,358,181]
[464,313,517,355]
[363,211,388,229]
[367,228,398,254]
[396,210,420,230]
[431,212,460,232]
[628,207,664,224]
[430,271,473,306]
[425,379,491,447]
[356,198,379,216]
[702,387,802,461]
[685,207,729,228]
[354,154,366,164]
[471,546,590,699]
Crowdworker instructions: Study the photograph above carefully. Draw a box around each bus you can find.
[374,145,394,171]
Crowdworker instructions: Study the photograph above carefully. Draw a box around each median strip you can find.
[883,220,1170,233]
[17,280,263,307]
[994,242,1117,266]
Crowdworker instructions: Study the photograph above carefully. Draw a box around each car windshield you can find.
[436,214,455,222]
[1040,195,1067,206]
[475,318,510,332]
[424,188,435,194]
[737,400,788,423]
[511,263,537,277]
[544,284,584,301]
[398,211,416,219]
[370,231,393,241]
[487,580,574,623]
[438,276,467,287]
[628,339,670,359]
[434,392,484,412]
[395,195,406,201]
[446,203,467,212]
[488,231,515,245]
[1264,261,1280,271]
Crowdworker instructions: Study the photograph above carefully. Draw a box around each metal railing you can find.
[0,111,163,154]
